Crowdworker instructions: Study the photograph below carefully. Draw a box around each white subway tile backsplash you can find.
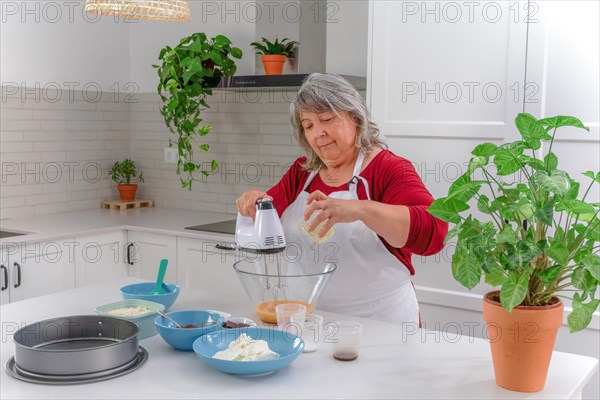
[0,132,24,142]
[67,141,105,151]
[24,131,69,141]
[2,109,33,120]
[69,131,97,141]
[131,111,163,122]
[1,99,24,109]
[68,101,97,111]
[263,135,293,145]
[40,121,68,131]
[67,120,111,131]
[0,196,26,208]
[97,101,131,112]
[1,120,41,131]
[32,110,67,120]
[0,152,43,163]
[188,201,227,213]
[35,203,68,215]
[259,113,290,124]
[0,206,36,219]
[218,103,262,114]
[33,142,66,152]
[69,199,102,211]
[67,150,111,161]
[24,100,71,111]
[259,145,303,157]
[111,121,131,131]
[70,189,100,201]
[0,87,133,217]
[2,85,302,217]
[261,103,294,113]
[26,192,71,205]
[130,121,165,132]
[233,124,260,134]
[258,124,292,135]
[218,134,261,144]
[64,111,101,121]
[43,182,70,194]
[41,152,68,162]
[3,184,44,196]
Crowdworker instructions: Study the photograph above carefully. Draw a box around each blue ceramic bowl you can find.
[193,327,304,375]
[120,282,180,311]
[155,310,224,351]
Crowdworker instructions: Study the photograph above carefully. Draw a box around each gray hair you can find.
[290,73,386,171]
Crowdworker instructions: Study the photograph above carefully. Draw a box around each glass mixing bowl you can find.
[233,258,337,324]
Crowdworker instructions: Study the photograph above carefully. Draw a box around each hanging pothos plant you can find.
[154,33,242,189]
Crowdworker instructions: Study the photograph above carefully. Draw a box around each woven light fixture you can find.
[86,0,191,21]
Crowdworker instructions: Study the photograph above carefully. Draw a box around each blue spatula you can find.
[149,259,169,295]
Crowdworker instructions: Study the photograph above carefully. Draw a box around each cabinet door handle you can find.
[13,262,21,288]
[216,244,236,251]
[1,265,7,291]
[127,243,134,265]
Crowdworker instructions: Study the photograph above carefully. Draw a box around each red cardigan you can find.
[266,150,448,275]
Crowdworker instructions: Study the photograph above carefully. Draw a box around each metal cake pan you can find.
[13,315,139,376]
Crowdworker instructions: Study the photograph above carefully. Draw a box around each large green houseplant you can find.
[427,113,598,391]
[154,33,242,189]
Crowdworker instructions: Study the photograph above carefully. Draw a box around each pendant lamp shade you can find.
[86,0,191,21]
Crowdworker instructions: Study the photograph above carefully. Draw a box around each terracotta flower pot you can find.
[117,184,138,202]
[483,291,564,392]
[261,55,287,75]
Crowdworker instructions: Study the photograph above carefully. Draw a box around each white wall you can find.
[0,0,130,89]
[326,0,369,76]
[129,1,255,93]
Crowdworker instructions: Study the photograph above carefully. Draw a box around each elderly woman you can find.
[236,74,447,324]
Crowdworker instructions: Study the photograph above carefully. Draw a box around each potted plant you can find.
[250,37,298,76]
[109,159,144,202]
[154,33,242,190]
[427,114,599,392]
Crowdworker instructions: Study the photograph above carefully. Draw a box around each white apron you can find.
[280,152,420,324]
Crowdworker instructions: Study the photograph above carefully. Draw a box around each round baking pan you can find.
[13,315,139,376]
[5,347,148,385]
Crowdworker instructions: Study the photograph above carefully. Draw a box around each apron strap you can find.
[349,152,371,200]
[302,170,319,192]
[302,151,370,200]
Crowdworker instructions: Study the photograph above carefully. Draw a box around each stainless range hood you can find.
[217,0,366,90]
[217,74,366,90]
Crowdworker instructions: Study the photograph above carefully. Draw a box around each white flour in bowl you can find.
[108,306,151,317]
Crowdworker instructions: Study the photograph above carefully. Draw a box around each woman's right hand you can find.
[236,190,272,218]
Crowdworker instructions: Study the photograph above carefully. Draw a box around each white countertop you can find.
[1,278,598,399]
[0,208,236,246]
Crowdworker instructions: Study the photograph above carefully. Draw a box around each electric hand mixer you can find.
[235,199,288,302]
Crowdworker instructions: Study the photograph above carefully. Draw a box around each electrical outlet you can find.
[164,148,178,164]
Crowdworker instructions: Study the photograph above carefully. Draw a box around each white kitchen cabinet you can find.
[0,239,76,304]
[74,231,128,287]
[0,248,11,306]
[127,231,177,283]
[369,0,528,140]
[177,237,245,297]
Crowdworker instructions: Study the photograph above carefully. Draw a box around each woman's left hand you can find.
[304,190,360,237]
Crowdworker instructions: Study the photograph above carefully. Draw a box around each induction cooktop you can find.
[185,220,236,235]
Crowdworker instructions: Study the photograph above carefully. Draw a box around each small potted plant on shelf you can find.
[427,114,598,392]
[109,159,144,202]
[250,37,298,75]
[154,33,243,190]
